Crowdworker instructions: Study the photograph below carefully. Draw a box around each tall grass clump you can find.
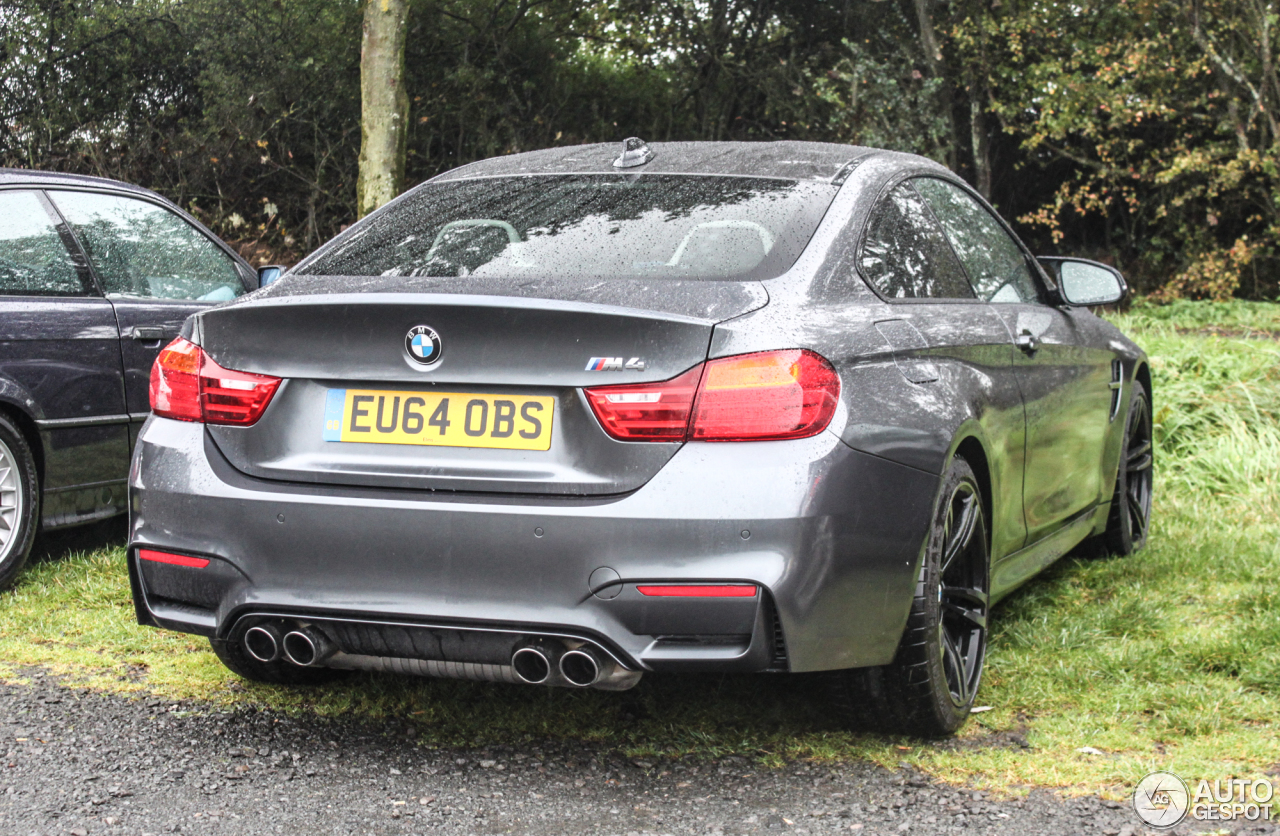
[1116,303,1280,511]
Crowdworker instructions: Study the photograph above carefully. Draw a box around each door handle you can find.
[131,327,166,341]
[1015,331,1040,354]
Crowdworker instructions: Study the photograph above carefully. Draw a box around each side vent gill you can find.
[1109,360,1124,422]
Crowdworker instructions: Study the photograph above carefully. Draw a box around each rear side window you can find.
[297,175,838,282]
[859,183,974,300]
[48,191,245,302]
[913,177,1040,303]
[0,191,83,296]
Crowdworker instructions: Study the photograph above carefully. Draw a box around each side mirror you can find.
[257,265,286,288]
[1037,257,1127,306]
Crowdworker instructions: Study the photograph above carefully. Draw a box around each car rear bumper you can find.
[128,417,938,674]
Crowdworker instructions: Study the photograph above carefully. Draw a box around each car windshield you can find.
[297,175,838,282]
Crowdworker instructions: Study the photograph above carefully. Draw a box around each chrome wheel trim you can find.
[937,480,988,708]
[1124,394,1154,543]
[0,436,23,565]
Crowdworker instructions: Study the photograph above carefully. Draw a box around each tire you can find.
[209,636,349,686]
[830,457,990,737]
[1104,381,1153,556]
[0,413,40,592]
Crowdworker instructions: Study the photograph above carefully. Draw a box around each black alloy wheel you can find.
[830,456,990,737]
[0,412,40,591]
[935,477,988,709]
[1106,381,1153,555]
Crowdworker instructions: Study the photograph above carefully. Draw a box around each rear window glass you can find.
[297,175,838,281]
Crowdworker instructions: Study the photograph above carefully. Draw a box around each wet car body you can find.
[127,142,1150,728]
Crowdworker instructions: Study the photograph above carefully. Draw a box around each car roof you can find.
[0,167,163,199]
[431,140,884,185]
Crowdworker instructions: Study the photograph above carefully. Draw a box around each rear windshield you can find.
[297,175,838,282]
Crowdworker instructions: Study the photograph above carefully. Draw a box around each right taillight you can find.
[149,337,281,426]
[585,349,839,443]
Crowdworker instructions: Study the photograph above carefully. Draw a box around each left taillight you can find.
[149,337,281,426]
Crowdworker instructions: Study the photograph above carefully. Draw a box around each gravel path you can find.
[6,529,1273,836]
[0,668,1229,836]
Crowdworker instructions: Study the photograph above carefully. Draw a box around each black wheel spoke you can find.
[960,632,983,697]
[942,587,988,629]
[1127,439,1153,472]
[942,584,986,606]
[941,629,968,704]
[1127,487,1148,535]
[942,492,977,573]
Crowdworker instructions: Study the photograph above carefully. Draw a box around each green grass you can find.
[1126,297,1280,336]
[2,299,1278,797]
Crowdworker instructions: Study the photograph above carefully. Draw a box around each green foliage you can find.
[0,0,361,254]
[815,39,952,161]
[583,1,849,141]
[182,0,363,250]
[1,0,1278,298]
[1117,300,1280,502]
[2,302,1279,792]
[971,0,1280,297]
[0,0,199,176]
[400,1,671,174]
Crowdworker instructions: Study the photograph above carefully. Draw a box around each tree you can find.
[2,0,1276,298]
[357,0,410,218]
[980,0,1280,297]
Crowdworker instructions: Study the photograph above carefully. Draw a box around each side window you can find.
[859,183,974,300]
[913,177,1040,303]
[47,191,244,302]
[0,191,84,296]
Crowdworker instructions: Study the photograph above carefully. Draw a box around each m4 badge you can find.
[586,357,646,371]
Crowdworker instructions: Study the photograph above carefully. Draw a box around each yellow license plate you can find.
[322,389,554,451]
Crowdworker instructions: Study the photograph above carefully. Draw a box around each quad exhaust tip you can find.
[559,648,603,687]
[511,646,552,684]
[244,624,283,663]
[281,626,335,667]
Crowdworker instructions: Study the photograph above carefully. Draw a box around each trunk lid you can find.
[197,279,766,495]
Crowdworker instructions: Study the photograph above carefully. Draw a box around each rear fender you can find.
[0,376,45,481]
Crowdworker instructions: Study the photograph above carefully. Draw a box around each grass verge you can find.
[1,300,1277,797]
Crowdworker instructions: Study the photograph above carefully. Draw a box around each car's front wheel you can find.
[830,456,990,737]
[1105,381,1153,555]
[0,413,40,591]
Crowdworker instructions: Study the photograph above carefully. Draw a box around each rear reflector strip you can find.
[636,584,758,598]
[138,549,210,569]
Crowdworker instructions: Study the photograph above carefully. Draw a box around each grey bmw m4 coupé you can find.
[130,140,1152,736]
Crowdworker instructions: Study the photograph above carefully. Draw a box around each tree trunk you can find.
[967,69,992,198]
[357,0,409,219]
[911,0,959,170]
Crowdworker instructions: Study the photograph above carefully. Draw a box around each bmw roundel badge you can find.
[405,325,442,365]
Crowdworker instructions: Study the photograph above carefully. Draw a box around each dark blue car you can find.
[0,170,269,588]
